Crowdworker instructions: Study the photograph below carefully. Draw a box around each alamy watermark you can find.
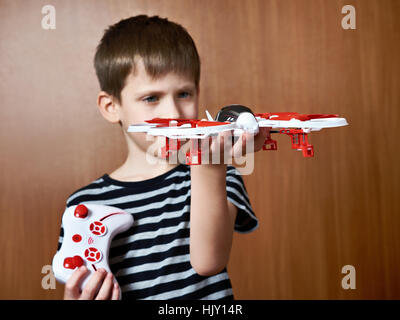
[144,132,255,175]
[42,263,358,291]
[40,4,356,31]
[341,265,356,290]
[41,5,56,30]
[41,265,56,290]
[341,5,356,30]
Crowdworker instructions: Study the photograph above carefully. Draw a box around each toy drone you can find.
[128,104,349,165]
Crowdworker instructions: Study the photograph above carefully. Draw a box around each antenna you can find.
[205,110,214,121]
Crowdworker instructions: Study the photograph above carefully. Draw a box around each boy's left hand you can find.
[231,127,271,157]
[199,127,271,162]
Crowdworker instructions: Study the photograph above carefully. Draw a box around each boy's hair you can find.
[94,15,201,104]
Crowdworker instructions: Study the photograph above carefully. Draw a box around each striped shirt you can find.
[57,164,258,300]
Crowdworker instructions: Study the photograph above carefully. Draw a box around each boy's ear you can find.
[97,91,120,124]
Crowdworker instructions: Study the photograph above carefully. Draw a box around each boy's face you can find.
[105,58,199,155]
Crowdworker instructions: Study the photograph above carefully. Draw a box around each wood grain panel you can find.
[0,0,398,299]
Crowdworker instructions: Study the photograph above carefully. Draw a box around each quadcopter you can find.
[128,104,349,165]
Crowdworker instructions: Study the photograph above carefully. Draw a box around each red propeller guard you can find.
[255,112,339,121]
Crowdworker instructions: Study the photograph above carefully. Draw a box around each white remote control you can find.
[52,204,134,297]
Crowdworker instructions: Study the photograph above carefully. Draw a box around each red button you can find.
[63,257,74,269]
[74,204,88,218]
[89,221,107,236]
[63,255,84,269]
[84,247,102,263]
[72,255,84,268]
[72,234,82,242]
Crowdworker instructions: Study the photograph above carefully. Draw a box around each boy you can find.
[58,15,269,300]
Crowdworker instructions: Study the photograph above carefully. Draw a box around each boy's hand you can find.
[64,266,120,300]
[232,127,271,156]
[199,126,271,163]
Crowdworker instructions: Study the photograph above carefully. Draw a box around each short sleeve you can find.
[57,205,69,251]
[56,210,65,252]
[226,165,259,233]
[57,223,64,251]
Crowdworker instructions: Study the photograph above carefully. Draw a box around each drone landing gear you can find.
[262,129,314,158]
[185,139,202,165]
[161,137,181,159]
[262,138,278,151]
[282,129,314,157]
[161,137,202,165]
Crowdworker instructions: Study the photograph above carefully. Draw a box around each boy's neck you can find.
[109,138,180,182]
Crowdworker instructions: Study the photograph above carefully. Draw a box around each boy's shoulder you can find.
[65,174,114,207]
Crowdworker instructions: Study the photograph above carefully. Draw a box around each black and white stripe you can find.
[57,164,257,300]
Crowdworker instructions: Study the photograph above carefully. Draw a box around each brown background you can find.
[0,0,399,299]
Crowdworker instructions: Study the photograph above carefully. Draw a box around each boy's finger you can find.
[111,283,120,300]
[219,131,233,153]
[80,269,107,300]
[207,131,230,163]
[64,266,88,298]
[232,132,252,158]
[199,136,212,152]
[254,128,270,151]
[95,272,114,300]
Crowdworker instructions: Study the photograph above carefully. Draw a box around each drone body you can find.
[128,105,349,164]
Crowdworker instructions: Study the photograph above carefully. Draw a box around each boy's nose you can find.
[164,99,183,119]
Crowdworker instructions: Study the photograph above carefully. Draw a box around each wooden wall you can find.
[0,0,398,299]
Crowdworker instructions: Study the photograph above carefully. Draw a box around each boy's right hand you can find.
[64,266,120,300]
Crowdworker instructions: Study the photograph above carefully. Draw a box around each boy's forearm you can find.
[189,163,236,276]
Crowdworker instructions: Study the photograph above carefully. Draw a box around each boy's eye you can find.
[178,91,191,99]
[143,96,158,103]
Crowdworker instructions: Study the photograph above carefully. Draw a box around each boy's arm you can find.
[189,163,237,276]
[189,129,268,276]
